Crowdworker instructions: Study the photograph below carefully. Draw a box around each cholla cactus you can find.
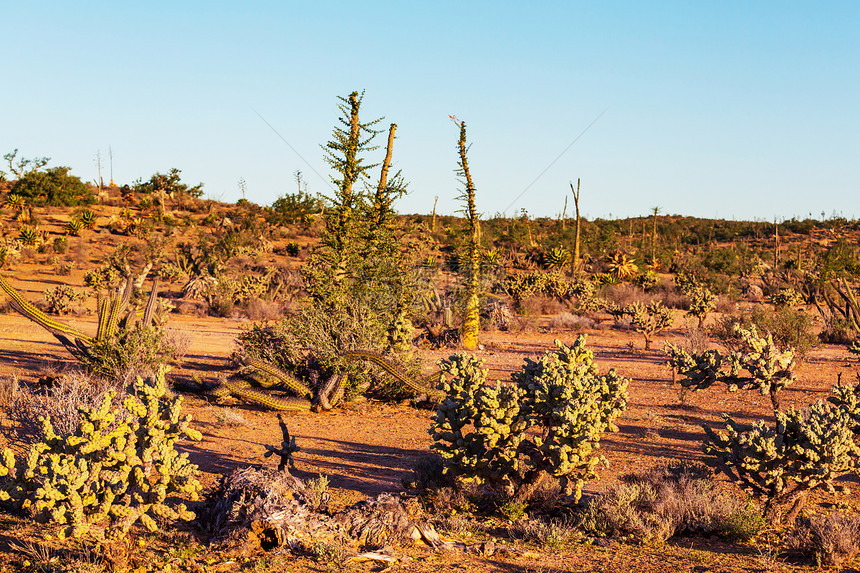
[0,367,202,540]
[704,393,860,525]
[769,288,803,307]
[665,324,795,410]
[632,271,658,292]
[622,301,674,350]
[430,337,628,503]
[686,284,717,327]
[264,414,300,471]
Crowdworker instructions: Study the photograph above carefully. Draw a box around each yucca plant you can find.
[65,219,84,236]
[17,226,39,246]
[481,248,502,266]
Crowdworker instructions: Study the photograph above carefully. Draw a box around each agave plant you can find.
[543,246,572,269]
[78,209,98,229]
[65,219,84,236]
[606,252,638,280]
[17,226,39,246]
[481,248,502,266]
[3,194,25,211]
[420,256,437,269]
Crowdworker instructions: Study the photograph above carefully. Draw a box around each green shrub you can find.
[711,305,818,358]
[430,337,628,503]
[719,501,766,541]
[11,166,94,207]
[52,236,68,254]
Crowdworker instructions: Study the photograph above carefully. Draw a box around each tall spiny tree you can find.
[453,117,481,350]
[307,92,381,298]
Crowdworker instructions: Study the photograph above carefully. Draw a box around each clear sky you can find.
[1,1,858,220]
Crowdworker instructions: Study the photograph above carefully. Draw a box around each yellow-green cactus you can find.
[430,336,628,503]
[0,366,201,539]
[666,324,795,410]
[704,390,860,525]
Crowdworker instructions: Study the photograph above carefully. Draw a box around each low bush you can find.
[5,371,122,450]
[578,463,734,543]
[789,511,860,567]
[711,305,818,358]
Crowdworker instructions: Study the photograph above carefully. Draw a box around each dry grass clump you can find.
[5,370,126,450]
[600,284,652,308]
[788,511,860,567]
[510,517,577,549]
[549,312,595,331]
[577,462,741,544]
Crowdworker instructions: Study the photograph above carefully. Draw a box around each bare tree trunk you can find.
[372,123,397,227]
[571,179,581,275]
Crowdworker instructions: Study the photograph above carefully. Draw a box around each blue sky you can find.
[1,1,857,220]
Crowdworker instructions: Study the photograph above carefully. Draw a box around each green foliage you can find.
[711,305,819,358]
[703,389,860,525]
[11,166,94,207]
[133,168,203,199]
[0,367,202,540]
[666,324,795,410]
[52,236,68,254]
[269,191,320,225]
[430,337,628,502]
[82,319,181,381]
[238,91,414,408]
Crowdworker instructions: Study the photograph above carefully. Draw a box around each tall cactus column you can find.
[455,120,481,350]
